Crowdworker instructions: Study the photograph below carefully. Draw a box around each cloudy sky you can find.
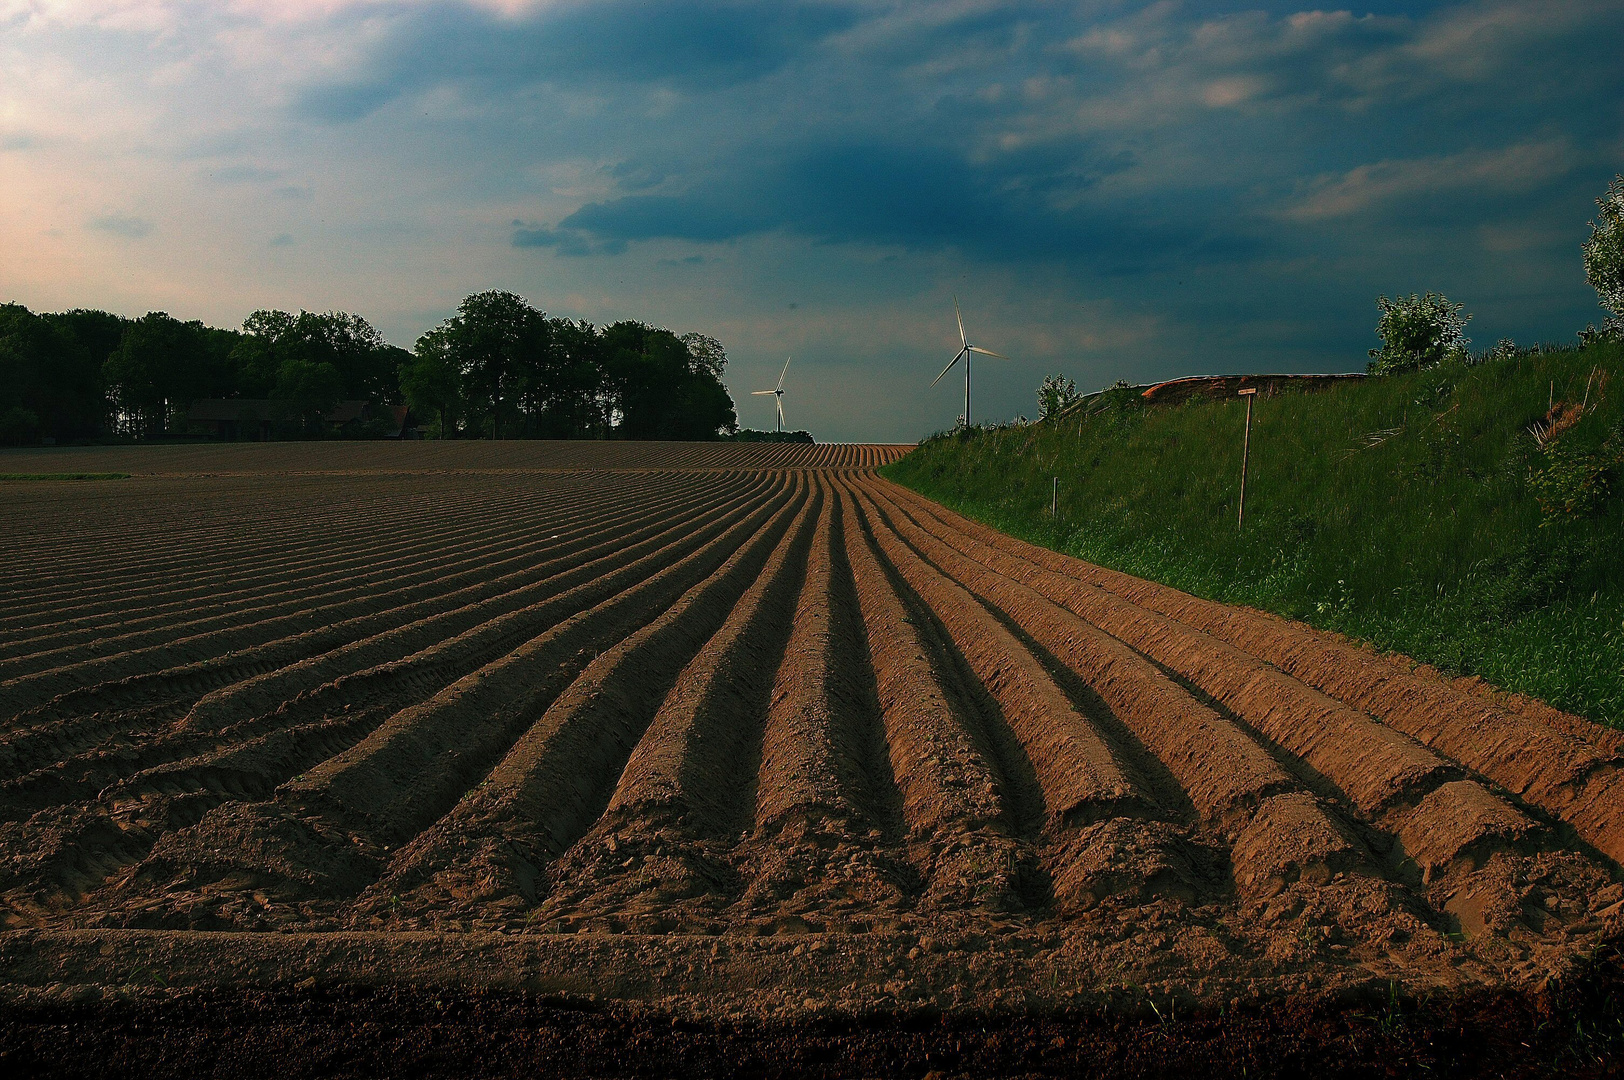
[3,0,1621,440]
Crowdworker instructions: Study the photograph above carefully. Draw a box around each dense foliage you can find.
[1582,173,1624,345]
[0,292,739,443]
[1366,293,1472,375]
[1036,373,1078,419]
[885,340,1624,726]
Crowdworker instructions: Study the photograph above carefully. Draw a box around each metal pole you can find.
[965,352,972,427]
[1052,476,1058,518]
[1237,389,1256,529]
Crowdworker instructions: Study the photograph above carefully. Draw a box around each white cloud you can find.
[1284,140,1580,221]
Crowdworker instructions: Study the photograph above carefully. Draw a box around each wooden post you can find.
[1052,476,1058,518]
[1237,388,1257,529]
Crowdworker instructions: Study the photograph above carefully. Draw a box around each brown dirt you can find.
[1,441,1621,1076]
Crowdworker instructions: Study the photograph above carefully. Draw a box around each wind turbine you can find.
[751,356,792,433]
[931,297,1009,427]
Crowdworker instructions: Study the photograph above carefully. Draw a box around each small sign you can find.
[1237,387,1258,397]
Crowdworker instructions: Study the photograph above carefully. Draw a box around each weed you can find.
[1351,980,1405,1034]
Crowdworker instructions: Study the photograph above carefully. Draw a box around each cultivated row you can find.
[0,457,1617,993]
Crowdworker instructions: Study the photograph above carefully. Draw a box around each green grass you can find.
[0,472,130,481]
[884,340,1624,727]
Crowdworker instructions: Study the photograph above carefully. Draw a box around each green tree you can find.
[1037,373,1078,419]
[1582,173,1624,344]
[601,320,736,440]
[103,312,224,437]
[401,328,464,438]
[1367,293,1471,375]
[232,309,399,404]
[271,358,345,432]
[0,304,116,442]
[680,332,728,380]
[533,317,605,438]
[441,291,547,439]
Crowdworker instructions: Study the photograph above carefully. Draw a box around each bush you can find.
[1529,436,1622,523]
[1037,374,1079,419]
[1367,293,1471,375]
[0,406,41,446]
[1583,173,1624,321]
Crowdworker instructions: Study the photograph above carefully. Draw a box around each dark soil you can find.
[3,951,1622,1080]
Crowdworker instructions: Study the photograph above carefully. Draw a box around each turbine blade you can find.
[778,355,792,390]
[954,296,967,348]
[968,346,1009,360]
[751,389,776,395]
[777,398,786,428]
[931,348,966,387]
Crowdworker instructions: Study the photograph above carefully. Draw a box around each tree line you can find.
[0,290,738,444]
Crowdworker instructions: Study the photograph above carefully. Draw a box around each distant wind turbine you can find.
[931,297,1009,427]
[751,356,792,433]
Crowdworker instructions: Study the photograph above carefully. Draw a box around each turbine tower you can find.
[931,296,1009,427]
[751,356,792,433]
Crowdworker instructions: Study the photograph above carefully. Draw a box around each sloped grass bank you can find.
[885,341,1624,727]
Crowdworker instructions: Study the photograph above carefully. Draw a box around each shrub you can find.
[1367,293,1471,375]
[1037,373,1078,419]
[1529,434,1622,524]
[1583,173,1624,320]
[0,406,41,446]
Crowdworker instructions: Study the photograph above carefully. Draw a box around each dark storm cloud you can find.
[298,0,857,122]
[297,0,1624,288]
[546,141,1245,272]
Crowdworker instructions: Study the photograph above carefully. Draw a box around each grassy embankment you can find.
[884,341,1624,727]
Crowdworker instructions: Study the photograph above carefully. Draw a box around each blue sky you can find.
[2,0,1621,440]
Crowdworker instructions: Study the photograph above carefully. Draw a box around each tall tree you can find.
[103,312,226,437]
[232,309,399,405]
[442,291,547,439]
[0,305,122,443]
[601,321,736,440]
[401,328,464,438]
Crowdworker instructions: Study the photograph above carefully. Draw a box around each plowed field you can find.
[1,441,1621,1074]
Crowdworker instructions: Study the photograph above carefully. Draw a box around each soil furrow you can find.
[835,484,1027,911]
[348,477,812,929]
[100,475,797,924]
[604,485,823,837]
[881,480,1624,865]
[173,471,757,734]
[0,442,1615,1024]
[0,474,668,667]
[723,480,917,933]
[0,476,731,712]
[0,478,516,617]
[0,476,550,629]
[847,480,1150,828]
[872,489,1290,827]
[0,474,750,733]
[0,474,782,921]
[880,483,1461,817]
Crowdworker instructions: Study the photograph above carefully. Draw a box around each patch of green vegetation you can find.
[0,472,130,481]
[884,340,1624,727]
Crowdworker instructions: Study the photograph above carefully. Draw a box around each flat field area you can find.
[0,442,1621,1076]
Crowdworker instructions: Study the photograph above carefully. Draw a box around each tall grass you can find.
[885,341,1624,727]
